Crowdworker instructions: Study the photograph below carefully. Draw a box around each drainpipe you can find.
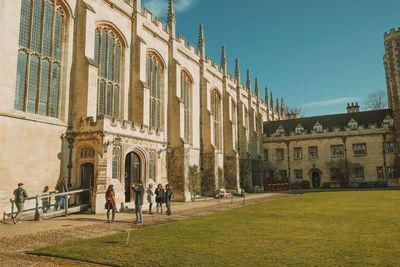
[343,137,349,184]
[383,133,387,180]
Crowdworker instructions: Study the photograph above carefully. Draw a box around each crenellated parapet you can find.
[384,27,400,40]
[81,116,165,143]
[141,8,170,36]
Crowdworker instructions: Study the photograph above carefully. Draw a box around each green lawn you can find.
[33,191,400,266]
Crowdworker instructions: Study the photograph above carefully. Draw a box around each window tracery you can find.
[146,52,163,129]
[95,26,121,118]
[181,71,192,142]
[15,0,65,117]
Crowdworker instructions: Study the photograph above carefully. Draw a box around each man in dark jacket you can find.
[133,181,144,224]
[165,184,174,216]
[12,183,28,224]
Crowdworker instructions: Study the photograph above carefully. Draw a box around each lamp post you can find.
[66,128,75,188]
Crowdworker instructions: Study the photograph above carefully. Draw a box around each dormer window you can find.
[349,123,358,130]
[275,127,285,136]
[313,122,322,133]
[314,126,322,133]
[383,115,394,126]
[295,124,304,135]
[348,119,358,130]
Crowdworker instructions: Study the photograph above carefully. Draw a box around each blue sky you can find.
[142,0,400,116]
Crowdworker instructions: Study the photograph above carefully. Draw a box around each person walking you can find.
[41,186,50,213]
[12,183,28,224]
[133,181,144,224]
[165,184,174,216]
[55,177,68,211]
[155,183,164,214]
[105,184,116,223]
[147,184,155,214]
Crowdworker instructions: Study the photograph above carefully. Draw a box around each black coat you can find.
[133,185,144,206]
[165,189,173,203]
[14,188,28,204]
[155,188,165,203]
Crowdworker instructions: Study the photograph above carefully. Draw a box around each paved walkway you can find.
[0,193,293,266]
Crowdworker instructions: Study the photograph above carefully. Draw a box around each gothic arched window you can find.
[94,26,121,118]
[231,100,237,149]
[181,71,192,142]
[112,147,120,180]
[146,52,163,129]
[15,0,65,117]
[211,90,221,150]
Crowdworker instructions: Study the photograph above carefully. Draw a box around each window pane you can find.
[18,0,31,48]
[151,99,156,128]
[156,65,161,99]
[98,80,105,115]
[112,157,118,179]
[106,83,112,116]
[152,58,156,97]
[94,30,100,65]
[15,51,28,111]
[27,55,40,113]
[107,34,114,80]
[31,0,43,52]
[115,42,121,83]
[149,160,153,180]
[50,63,60,117]
[39,60,50,115]
[147,55,151,86]
[100,30,107,78]
[157,101,160,129]
[53,10,64,59]
[43,0,54,56]
[113,86,119,118]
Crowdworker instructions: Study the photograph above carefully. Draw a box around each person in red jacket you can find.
[105,184,116,223]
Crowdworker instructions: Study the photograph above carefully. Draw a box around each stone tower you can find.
[383,27,400,174]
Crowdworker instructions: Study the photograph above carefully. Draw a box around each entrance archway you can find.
[312,171,321,188]
[125,152,142,202]
[308,167,322,189]
[80,163,94,204]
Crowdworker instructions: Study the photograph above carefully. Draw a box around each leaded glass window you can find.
[146,52,163,129]
[15,0,65,117]
[181,71,192,142]
[94,26,122,118]
[211,90,221,150]
[231,100,237,149]
[112,147,120,180]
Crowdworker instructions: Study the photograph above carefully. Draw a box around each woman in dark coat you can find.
[154,183,164,214]
[105,185,116,223]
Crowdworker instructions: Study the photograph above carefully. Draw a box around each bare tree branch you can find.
[363,90,388,110]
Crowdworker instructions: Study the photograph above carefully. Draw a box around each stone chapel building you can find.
[0,0,284,214]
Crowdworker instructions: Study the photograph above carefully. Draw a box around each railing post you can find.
[231,194,233,204]
[11,200,15,217]
[65,193,69,216]
[34,195,40,221]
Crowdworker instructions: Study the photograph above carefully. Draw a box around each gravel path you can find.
[0,193,292,266]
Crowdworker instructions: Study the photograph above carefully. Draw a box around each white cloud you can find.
[142,0,168,18]
[302,97,359,107]
[142,0,198,18]
[175,0,198,13]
